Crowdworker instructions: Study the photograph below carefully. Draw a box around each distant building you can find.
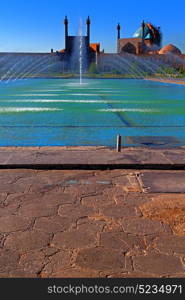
[57,16,100,71]
[116,21,183,58]
[0,17,184,76]
[117,21,162,55]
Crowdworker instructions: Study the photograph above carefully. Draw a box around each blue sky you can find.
[0,0,185,53]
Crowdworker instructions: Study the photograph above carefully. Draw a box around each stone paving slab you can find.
[0,146,184,167]
[140,171,185,193]
[0,168,185,278]
[162,149,185,164]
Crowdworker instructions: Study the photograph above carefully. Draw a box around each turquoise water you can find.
[0,78,185,146]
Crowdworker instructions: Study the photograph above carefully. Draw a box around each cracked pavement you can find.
[0,164,185,278]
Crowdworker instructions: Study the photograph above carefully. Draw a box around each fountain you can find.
[96,51,184,79]
[79,19,83,85]
[69,19,87,84]
[0,23,185,148]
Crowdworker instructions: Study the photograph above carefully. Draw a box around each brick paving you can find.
[0,147,185,278]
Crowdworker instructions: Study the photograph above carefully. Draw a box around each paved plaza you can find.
[0,147,185,278]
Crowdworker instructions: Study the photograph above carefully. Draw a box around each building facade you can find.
[57,16,100,72]
[0,18,184,77]
[117,21,162,55]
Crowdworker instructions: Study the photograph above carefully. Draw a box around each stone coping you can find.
[0,146,185,168]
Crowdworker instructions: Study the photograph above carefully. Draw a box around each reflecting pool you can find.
[0,78,185,147]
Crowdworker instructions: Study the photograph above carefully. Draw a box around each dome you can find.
[133,22,161,46]
[158,44,181,55]
[133,23,159,38]
[134,24,148,38]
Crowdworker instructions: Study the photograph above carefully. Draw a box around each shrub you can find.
[88,62,99,74]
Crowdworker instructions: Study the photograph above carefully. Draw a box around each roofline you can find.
[0,52,53,55]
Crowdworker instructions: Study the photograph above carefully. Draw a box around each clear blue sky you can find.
[1,0,185,53]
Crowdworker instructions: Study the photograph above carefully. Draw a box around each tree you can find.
[88,62,98,74]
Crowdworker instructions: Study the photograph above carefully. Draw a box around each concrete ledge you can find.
[0,146,185,169]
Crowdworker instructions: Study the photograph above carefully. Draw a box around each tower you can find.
[141,20,145,41]
[117,23,121,40]
[117,23,121,53]
[64,16,68,50]
[86,16,90,45]
[141,20,146,53]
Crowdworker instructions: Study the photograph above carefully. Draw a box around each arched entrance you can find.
[121,43,136,54]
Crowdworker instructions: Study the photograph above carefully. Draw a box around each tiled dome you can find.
[159,44,181,55]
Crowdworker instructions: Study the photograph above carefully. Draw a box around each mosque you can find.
[117,21,162,54]
[117,21,182,56]
[60,16,183,57]
[56,16,184,72]
[0,17,184,75]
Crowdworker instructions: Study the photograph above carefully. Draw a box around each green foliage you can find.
[112,69,122,75]
[88,62,99,74]
[157,66,177,76]
[156,66,165,74]
[130,62,139,73]
[178,67,185,77]
[164,67,176,75]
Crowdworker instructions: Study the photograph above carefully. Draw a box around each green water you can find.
[0,78,185,146]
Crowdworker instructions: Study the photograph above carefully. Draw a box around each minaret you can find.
[141,20,145,41]
[117,23,121,40]
[64,16,68,50]
[86,16,90,45]
[117,23,121,53]
[141,20,145,54]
